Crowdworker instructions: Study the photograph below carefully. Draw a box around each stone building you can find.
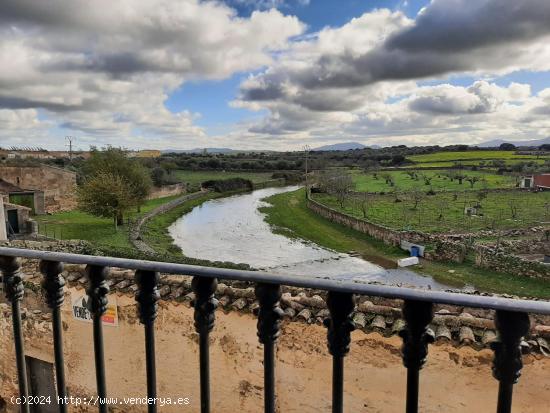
[0,197,34,240]
[0,164,76,212]
[0,179,45,215]
[520,173,550,190]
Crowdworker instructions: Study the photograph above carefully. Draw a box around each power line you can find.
[66,136,74,160]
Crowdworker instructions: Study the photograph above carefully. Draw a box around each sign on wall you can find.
[71,292,118,326]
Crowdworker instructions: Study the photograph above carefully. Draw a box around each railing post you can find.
[86,265,110,413]
[135,270,160,413]
[192,276,218,413]
[324,291,355,413]
[0,256,30,413]
[255,283,283,413]
[399,300,434,413]
[40,260,68,413]
[491,310,530,413]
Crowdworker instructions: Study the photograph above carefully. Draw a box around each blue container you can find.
[410,246,420,257]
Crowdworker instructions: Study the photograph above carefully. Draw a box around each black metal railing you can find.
[1,246,549,413]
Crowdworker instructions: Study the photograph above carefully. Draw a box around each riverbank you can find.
[260,188,550,298]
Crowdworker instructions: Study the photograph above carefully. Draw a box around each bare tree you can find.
[408,187,425,210]
[317,170,354,208]
[356,192,370,218]
[508,198,520,219]
[333,173,354,207]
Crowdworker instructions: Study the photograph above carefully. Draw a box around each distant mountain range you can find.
[313,142,373,151]
[478,137,550,148]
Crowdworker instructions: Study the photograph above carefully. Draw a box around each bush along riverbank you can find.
[259,188,550,299]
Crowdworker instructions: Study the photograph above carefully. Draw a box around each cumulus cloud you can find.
[0,0,304,148]
[241,0,550,103]
[235,0,550,146]
[408,81,530,115]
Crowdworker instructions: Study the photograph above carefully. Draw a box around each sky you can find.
[1,0,550,151]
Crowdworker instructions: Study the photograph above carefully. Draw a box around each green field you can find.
[350,169,515,192]
[261,189,550,298]
[312,190,550,233]
[35,194,183,249]
[402,158,548,169]
[407,150,548,163]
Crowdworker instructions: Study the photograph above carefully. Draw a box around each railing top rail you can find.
[1,247,549,315]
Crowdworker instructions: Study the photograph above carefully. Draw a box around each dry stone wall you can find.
[307,196,550,280]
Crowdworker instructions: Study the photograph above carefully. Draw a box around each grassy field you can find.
[350,169,515,192]
[260,188,550,298]
[407,150,549,163]
[312,190,550,233]
[35,194,183,249]
[402,158,548,168]
[173,170,273,187]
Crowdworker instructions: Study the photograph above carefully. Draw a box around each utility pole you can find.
[66,136,74,160]
[303,144,310,198]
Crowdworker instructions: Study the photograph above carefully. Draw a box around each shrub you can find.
[201,177,253,192]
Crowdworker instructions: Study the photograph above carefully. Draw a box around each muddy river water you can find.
[168,186,454,290]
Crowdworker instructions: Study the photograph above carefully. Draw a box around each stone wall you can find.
[0,165,76,212]
[475,245,550,280]
[146,183,186,200]
[307,196,550,278]
[307,197,469,261]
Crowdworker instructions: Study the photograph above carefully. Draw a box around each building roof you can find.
[3,201,31,211]
[0,178,24,194]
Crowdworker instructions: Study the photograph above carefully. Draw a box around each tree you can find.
[81,147,152,221]
[317,170,354,207]
[151,167,166,186]
[508,198,520,219]
[454,172,466,185]
[476,186,489,207]
[465,176,479,188]
[332,173,354,207]
[356,192,370,218]
[499,143,516,151]
[160,161,178,175]
[381,173,395,187]
[408,187,425,210]
[77,173,133,230]
[420,173,433,186]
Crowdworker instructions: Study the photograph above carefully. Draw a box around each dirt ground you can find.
[2,290,550,412]
[108,295,550,412]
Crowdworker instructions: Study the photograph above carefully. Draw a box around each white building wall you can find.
[0,197,7,241]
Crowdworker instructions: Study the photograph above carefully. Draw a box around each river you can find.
[168,186,453,290]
